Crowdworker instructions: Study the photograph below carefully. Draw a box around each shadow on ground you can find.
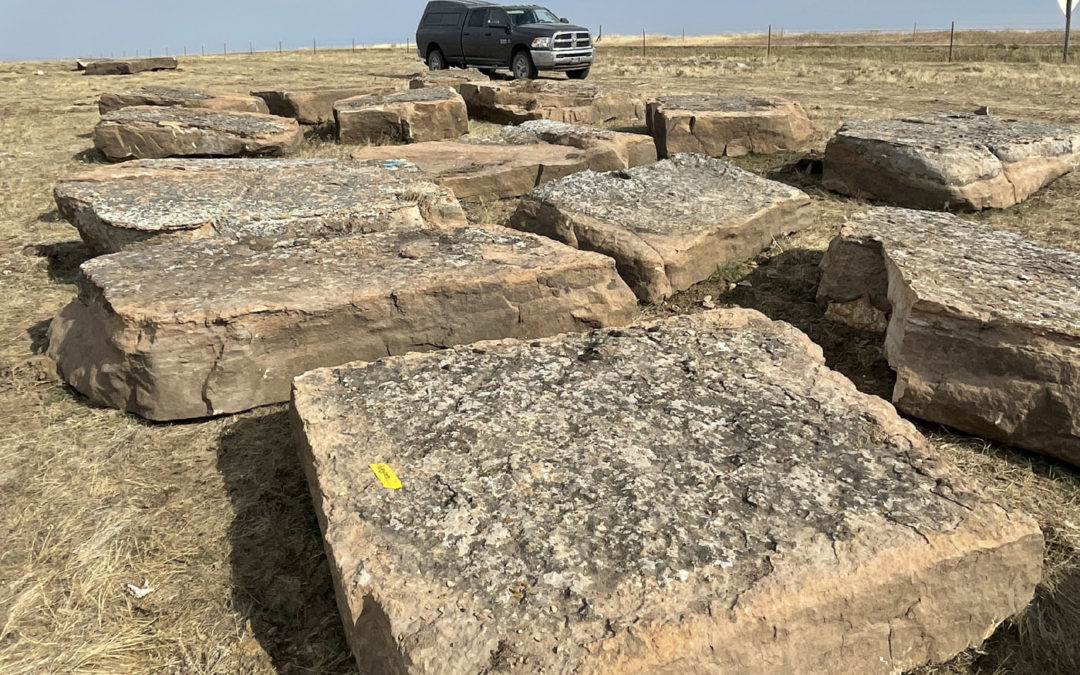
[33,240,94,285]
[217,408,356,674]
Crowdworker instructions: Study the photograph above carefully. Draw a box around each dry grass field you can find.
[1,33,1079,674]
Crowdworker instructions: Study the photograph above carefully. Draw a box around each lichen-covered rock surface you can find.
[408,69,489,92]
[82,57,178,76]
[54,158,465,254]
[823,112,1080,210]
[335,87,469,144]
[819,207,1080,464]
[490,119,656,168]
[92,106,303,160]
[647,94,817,158]
[292,308,1043,675]
[252,84,396,124]
[510,154,812,303]
[458,79,644,125]
[47,226,637,421]
[98,86,270,115]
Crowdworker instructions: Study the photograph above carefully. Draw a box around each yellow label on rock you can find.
[370,463,402,490]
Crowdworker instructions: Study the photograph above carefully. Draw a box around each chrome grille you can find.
[553,31,592,50]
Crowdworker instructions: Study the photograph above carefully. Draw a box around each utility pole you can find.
[948,21,955,63]
[1067,0,1074,63]
[767,25,772,60]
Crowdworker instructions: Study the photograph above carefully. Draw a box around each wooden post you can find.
[1066,0,1073,64]
[682,28,685,43]
[352,38,355,53]
[279,40,282,53]
[948,21,955,62]
[598,25,602,42]
[767,25,772,59]
[223,42,227,55]
[313,39,317,55]
[249,41,253,54]
[642,29,646,57]
[913,23,917,42]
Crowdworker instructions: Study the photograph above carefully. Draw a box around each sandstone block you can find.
[819,207,1080,464]
[647,94,817,158]
[334,87,469,145]
[408,69,489,92]
[93,106,302,161]
[83,57,178,76]
[54,158,466,255]
[510,154,812,303]
[252,85,396,124]
[459,80,645,125]
[823,112,1080,210]
[48,226,637,421]
[98,86,270,115]
[491,119,657,169]
[292,308,1043,675]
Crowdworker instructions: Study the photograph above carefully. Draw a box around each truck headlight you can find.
[531,37,551,49]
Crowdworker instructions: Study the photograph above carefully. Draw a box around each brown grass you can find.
[1,32,1079,674]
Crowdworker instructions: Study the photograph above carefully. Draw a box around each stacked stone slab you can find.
[292,308,1043,675]
[98,86,270,115]
[511,154,812,303]
[83,57,178,76]
[252,85,396,125]
[54,158,466,255]
[349,121,655,200]
[647,94,817,158]
[819,207,1080,465]
[408,69,489,92]
[334,87,469,144]
[93,106,303,161]
[48,226,637,421]
[459,79,645,125]
[824,112,1080,210]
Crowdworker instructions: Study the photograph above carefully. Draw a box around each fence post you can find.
[948,21,955,62]
[352,38,356,53]
[912,23,917,42]
[1066,0,1073,63]
[313,39,317,55]
[249,41,253,54]
[223,42,227,55]
[642,29,646,57]
[279,40,283,54]
[598,25,602,42]
[767,25,772,60]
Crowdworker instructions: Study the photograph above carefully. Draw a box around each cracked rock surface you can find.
[98,86,270,115]
[490,119,656,168]
[335,87,469,145]
[82,57,177,76]
[409,69,489,92]
[458,80,644,125]
[510,154,812,303]
[647,94,817,158]
[252,85,396,124]
[819,207,1080,464]
[823,112,1080,210]
[54,158,466,255]
[47,226,637,421]
[92,106,303,160]
[292,308,1043,675]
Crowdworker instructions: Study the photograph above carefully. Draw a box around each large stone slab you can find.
[823,112,1080,210]
[48,226,637,421]
[647,94,817,158]
[98,86,270,115]
[83,57,178,76]
[819,207,1080,465]
[54,158,466,255]
[334,87,469,145]
[459,79,645,125]
[348,122,655,201]
[511,154,812,303]
[292,308,1043,675]
[93,106,303,161]
[252,85,395,125]
[408,69,489,92]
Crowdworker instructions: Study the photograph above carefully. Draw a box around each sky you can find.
[0,0,1074,61]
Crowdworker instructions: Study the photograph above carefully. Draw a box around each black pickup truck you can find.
[416,0,594,80]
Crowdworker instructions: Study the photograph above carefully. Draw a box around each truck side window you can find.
[466,10,485,28]
[486,9,509,27]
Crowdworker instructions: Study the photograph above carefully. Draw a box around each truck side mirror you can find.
[560,17,569,23]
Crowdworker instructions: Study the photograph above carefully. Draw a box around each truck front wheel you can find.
[427,49,447,71]
[566,67,590,80]
[512,51,538,80]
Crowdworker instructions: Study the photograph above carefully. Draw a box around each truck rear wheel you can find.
[427,49,447,71]
[512,51,538,80]
[566,67,590,80]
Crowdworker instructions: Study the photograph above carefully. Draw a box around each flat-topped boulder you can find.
[93,106,303,161]
[292,309,1043,675]
[54,158,465,254]
[823,112,1080,210]
[491,119,657,169]
[647,94,817,158]
[83,57,178,76]
[334,86,469,145]
[48,226,637,421]
[819,207,1080,464]
[98,86,270,115]
[252,85,396,125]
[459,79,645,125]
[408,69,489,92]
[510,154,812,303]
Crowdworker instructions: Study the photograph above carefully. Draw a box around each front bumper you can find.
[530,48,594,71]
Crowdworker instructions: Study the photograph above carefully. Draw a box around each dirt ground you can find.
[1,35,1079,674]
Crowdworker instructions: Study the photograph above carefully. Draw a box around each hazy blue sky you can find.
[0,0,1073,61]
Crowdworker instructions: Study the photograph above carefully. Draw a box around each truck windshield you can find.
[506,8,561,25]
